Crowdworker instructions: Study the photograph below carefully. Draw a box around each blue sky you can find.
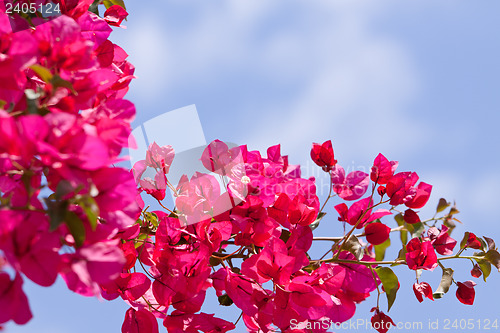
[8,1,500,332]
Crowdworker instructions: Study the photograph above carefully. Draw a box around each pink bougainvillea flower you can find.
[102,272,151,302]
[201,140,244,177]
[331,166,370,201]
[175,172,225,226]
[406,238,438,271]
[286,279,330,321]
[288,194,318,227]
[211,267,261,317]
[377,185,386,197]
[104,5,128,27]
[386,171,419,206]
[77,12,112,48]
[231,196,278,247]
[201,139,230,173]
[456,281,476,305]
[0,273,32,325]
[464,232,482,250]
[122,308,159,333]
[405,182,432,209]
[340,254,379,296]
[310,140,337,172]
[57,0,95,19]
[138,170,167,201]
[370,308,395,333]
[365,222,391,245]
[163,311,236,333]
[268,192,318,228]
[92,167,142,230]
[335,197,391,229]
[427,225,457,255]
[471,264,482,278]
[403,208,421,225]
[241,237,295,285]
[370,153,398,184]
[413,282,434,303]
[145,142,175,174]
[59,241,126,296]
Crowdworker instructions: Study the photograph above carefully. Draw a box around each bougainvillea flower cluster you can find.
[127,139,500,332]
[2,3,500,333]
[0,0,139,327]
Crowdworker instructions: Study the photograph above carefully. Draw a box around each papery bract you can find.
[405,182,432,209]
[122,308,159,333]
[370,153,398,185]
[370,308,395,333]
[145,142,175,174]
[365,222,391,245]
[428,225,457,255]
[332,167,369,201]
[456,281,476,305]
[464,232,482,250]
[403,208,420,225]
[413,282,434,303]
[471,264,482,278]
[0,273,32,325]
[104,5,128,27]
[386,172,418,206]
[310,140,337,172]
[335,197,391,229]
[163,311,236,333]
[406,238,438,271]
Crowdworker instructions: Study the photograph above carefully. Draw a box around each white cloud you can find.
[118,1,446,165]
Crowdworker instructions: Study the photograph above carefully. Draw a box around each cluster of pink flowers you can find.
[2,3,499,333]
[127,139,500,333]
[0,1,139,327]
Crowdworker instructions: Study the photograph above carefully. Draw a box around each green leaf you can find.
[459,232,470,249]
[103,0,126,10]
[24,89,39,114]
[484,249,500,272]
[218,294,233,306]
[45,199,69,231]
[374,238,391,261]
[279,229,291,243]
[30,64,53,82]
[406,221,425,238]
[484,236,497,251]
[342,235,363,261]
[89,0,100,15]
[144,212,159,228]
[51,75,78,95]
[475,258,492,282]
[76,196,99,231]
[310,212,326,231]
[479,238,488,253]
[134,232,148,249]
[65,211,86,248]
[55,180,74,199]
[433,267,454,299]
[394,213,408,246]
[375,267,399,312]
[393,247,407,266]
[302,263,316,273]
[436,198,450,213]
[448,204,459,216]
[443,218,457,234]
